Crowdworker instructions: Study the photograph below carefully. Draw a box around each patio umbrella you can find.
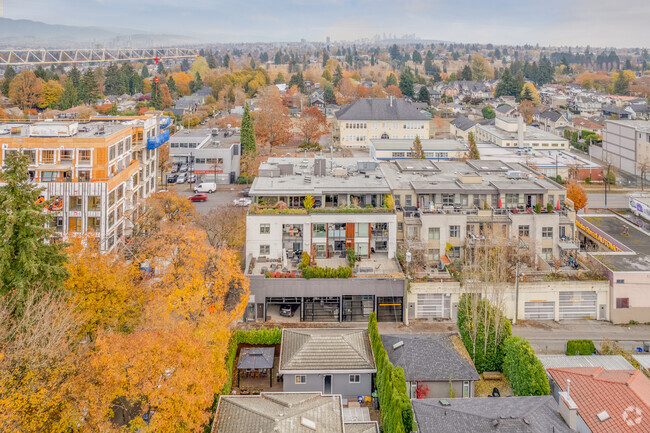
[556,199,561,210]
[498,197,502,208]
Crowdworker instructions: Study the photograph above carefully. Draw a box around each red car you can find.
[188,193,208,202]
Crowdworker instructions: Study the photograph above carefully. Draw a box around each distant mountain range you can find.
[0,18,200,49]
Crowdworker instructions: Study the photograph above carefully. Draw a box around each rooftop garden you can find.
[249,194,395,215]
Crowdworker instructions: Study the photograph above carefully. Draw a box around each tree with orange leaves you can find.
[337,78,358,104]
[385,85,403,98]
[298,106,327,143]
[254,86,292,146]
[566,181,587,211]
[171,71,193,96]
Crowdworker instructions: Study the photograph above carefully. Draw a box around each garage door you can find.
[377,296,403,322]
[303,297,340,322]
[524,302,555,320]
[417,294,450,318]
[559,291,597,319]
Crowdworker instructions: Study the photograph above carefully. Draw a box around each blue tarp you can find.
[147,129,169,150]
[159,116,171,129]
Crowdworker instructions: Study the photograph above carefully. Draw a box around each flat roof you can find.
[0,121,129,139]
[606,119,650,133]
[478,123,568,142]
[169,128,212,142]
[538,355,633,371]
[632,354,650,371]
[477,143,600,169]
[583,214,650,272]
[371,139,466,152]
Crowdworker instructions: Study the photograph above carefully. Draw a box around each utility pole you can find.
[513,260,519,325]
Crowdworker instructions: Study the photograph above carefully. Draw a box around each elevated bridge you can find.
[0,47,199,66]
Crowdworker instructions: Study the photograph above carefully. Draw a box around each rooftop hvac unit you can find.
[314,158,326,176]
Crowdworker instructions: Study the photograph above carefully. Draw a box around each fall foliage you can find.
[8,71,44,109]
[298,106,327,143]
[566,181,588,211]
[254,86,292,146]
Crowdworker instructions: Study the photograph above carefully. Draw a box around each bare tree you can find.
[196,206,247,250]
[638,157,650,190]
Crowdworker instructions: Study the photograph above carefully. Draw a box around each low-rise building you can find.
[448,116,477,141]
[336,98,431,148]
[475,115,569,150]
[369,139,467,161]
[535,109,570,135]
[279,328,376,398]
[168,128,240,184]
[0,115,167,251]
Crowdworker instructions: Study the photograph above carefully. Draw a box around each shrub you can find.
[300,265,352,279]
[547,202,554,213]
[502,336,549,396]
[346,247,356,267]
[535,202,542,213]
[566,339,595,356]
[301,252,310,268]
[584,176,591,184]
[368,313,414,433]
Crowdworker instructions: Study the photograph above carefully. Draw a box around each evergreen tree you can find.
[411,136,425,159]
[167,76,177,96]
[141,65,149,79]
[323,85,336,105]
[79,69,100,104]
[222,54,231,68]
[181,58,191,71]
[241,103,257,157]
[274,51,282,65]
[34,66,47,81]
[120,63,137,94]
[468,132,480,159]
[59,77,79,110]
[384,73,398,88]
[104,63,125,96]
[322,50,330,67]
[321,69,332,82]
[333,65,343,87]
[206,52,218,69]
[1,66,16,96]
[412,50,423,64]
[461,65,473,81]
[150,81,163,110]
[288,71,305,93]
[189,72,202,94]
[399,67,415,98]
[417,86,430,103]
[0,152,68,305]
[274,72,285,84]
[520,85,534,102]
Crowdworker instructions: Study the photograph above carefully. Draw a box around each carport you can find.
[264,297,301,321]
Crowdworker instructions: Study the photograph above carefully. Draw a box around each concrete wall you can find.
[610,271,650,324]
[282,372,372,398]
[603,121,639,175]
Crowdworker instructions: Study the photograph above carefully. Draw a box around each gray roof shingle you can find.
[412,396,574,433]
[381,334,479,382]
[450,116,477,131]
[335,98,430,121]
[280,329,376,372]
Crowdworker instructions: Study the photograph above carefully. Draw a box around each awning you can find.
[237,347,274,370]
[441,255,451,265]
[559,241,579,250]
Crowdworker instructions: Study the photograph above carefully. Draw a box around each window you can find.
[427,249,440,261]
[109,145,116,160]
[448,247,461,258]
[260,224,270,234]
[397,222,403,233]
[108,191,115,207]
[41,171,58,182]
[68,217,82,233]
[108,211,115,228]
[518,225,530,238]
[60,150,73,161]
[260,245,270,255]
[117,185,124,200]
[87,217,101,232]
[428,227,440,240]
[69,196,82,211]
[22,149,36,164]
[542,248,553,260]
[407,226,419,239]
[79,150,91,163]
[442,193,455,206]
[616,279,625,284]
[313,223,326,237]
[41,150,55,164]
[394,195,401,206]
[405,195,412,206]
[542,227,553,238]
[78,170,91,182]
[449,225,460,238]
[355,223,369,238]
[295,375,306,384]
[463,381,470,398]
[349,374,360,383]
[616,298,629,309]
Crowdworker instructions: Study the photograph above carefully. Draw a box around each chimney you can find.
[558,386,578,430]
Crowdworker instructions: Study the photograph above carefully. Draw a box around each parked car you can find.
[176,173,187,184]
[233,198,252,207]
[280,304,299,317]
[188,174,197,183]
[167,174,178,183]
[194,182,217,193]
[188,193,208,202]
[240,187,250,197]
[180,163,189,172]
[170,164,180,174]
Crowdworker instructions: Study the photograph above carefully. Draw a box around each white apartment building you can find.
[475,115,569,150]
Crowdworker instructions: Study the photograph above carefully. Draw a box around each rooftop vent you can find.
[523,418,530,425]
[439,399,450,406]
[300,417,317,431]
[492,419,499,427]
[597,411,610,422]
[392,341,404,350]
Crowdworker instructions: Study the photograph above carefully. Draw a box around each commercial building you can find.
[577,213,650,323]
[593,119,650,177]
[335,98,431,148]
[475,115,569,150]
[168,128,240,184]
[0,114,168,251]
[369,139,467,161]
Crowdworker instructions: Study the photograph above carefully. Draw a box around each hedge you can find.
[368,313,414,433]
[203,327,282,433]
[566,339,596,356]
[502,336,550,396]
[300,265,352,279]
[456,294,512,373]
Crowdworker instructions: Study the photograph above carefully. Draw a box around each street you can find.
[584,192,631,210]
[163,184,244,214]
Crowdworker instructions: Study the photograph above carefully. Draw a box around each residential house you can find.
[412,396,575,433]
[538,355,633,371]
[536,109,570,135]
[279,329,376,398]
[494,104,515,117]
[571,118,605,138]
[547,367,650,433]
[449,116,477,141]
[380,334,479,399]
[211,392,379,433]
[335,98,431,148]
[310,89,326,108]
[602,104,635,119]
[570,94,605,117]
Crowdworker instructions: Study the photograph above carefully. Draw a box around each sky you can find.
[4,0,650,48]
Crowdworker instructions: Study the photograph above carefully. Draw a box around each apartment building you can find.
[594,119,650,177]
[168,128,241,184]
[369,139,467,161]
[475,115,569,150]
[380,159,575,264]
[0,114,168,251]
[335,98,431,148]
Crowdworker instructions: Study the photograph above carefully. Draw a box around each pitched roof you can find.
[571,117,605,129]
[335,98,430,121]
[495,104,514,114]
[344,422,380,433]
[280,329,375,372]
[547,367,650,433]
[213,392,344,433]
[450,116,477,131]
[380,334,480,382]
[539,109,566,122]
[413,396,573,433]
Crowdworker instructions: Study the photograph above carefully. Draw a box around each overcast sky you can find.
[5,0,649,47]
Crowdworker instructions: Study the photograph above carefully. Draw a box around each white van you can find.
[194,182,217,193]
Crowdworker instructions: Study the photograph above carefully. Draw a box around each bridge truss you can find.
[0,47,199,66]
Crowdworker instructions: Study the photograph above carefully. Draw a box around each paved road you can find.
[513,320,650,354]
[584,192,631,210]
[162,184,243,214]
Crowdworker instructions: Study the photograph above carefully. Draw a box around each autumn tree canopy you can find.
[298,106,327,143]
[254,86,292,147]
[566,181,588,211]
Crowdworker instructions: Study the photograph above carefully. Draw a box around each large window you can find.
[449,225,460,238]
[78,170,91,182]
[260,224,270,234]
[355,223,369,238]
[22,149,36,164]
[260,245,270,255]
[428,227,440,240]
[69,196,82,211]
[79,150,91,163]
[87,217,101,232]
[69,217,82,233]
[41,150,55,164]
[41,171,58,182]
[349,374,360,384]
[542,248,553,260]
[542,227,553,238]
[61,150,73,161]
[427,249,440,261]
[442,193,455,206]
[518,225,530,238]
[313,223,326,237]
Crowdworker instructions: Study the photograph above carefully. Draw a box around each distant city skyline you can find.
[4,0,649,48]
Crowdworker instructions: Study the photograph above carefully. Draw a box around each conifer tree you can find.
[241,103,257,157]
[411,136,425,159]
[468,132,480,159]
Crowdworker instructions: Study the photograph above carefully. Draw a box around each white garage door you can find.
[524,302,555,320]
[559,291,597,319]
[417,294,450,318]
